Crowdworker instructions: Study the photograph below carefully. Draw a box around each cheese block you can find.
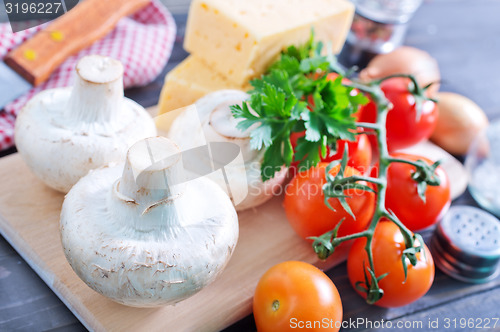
[158,55,249,114]
[184,0,354,85]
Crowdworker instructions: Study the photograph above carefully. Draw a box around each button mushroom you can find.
[60,136,238,307]
[167,90,287,211]
[15,55,157,193]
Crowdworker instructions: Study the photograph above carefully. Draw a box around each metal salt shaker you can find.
[430,206,500,283]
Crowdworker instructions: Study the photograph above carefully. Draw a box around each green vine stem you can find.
[310,74,439,305]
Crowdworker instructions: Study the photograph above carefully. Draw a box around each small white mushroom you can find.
[15,55,157,193]
[168,90,287,211]
[60,137,238,307]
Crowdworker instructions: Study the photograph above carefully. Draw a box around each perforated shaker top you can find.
[431,205,500,283]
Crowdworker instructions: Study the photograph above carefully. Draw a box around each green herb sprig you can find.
[230,33,368,181]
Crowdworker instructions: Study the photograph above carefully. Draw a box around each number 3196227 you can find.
[443,317,499,329]
[5,2,63,14]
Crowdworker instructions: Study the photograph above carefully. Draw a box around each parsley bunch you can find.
[230,34,368,181]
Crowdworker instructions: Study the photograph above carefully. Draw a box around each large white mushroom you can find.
[15,55,157,193]
[168,90,287,211]
[60,136,238,307]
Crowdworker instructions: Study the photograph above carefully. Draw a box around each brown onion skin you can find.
[430,92,489,155]
[359,46,441,97]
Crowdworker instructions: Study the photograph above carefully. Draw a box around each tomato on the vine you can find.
[253,261,342,332]
[322,133,372,173]
[284,163,375,240]
[386,153,451,231]
[347,222,435,308]
[359,77,438,152]
[290,131,372,174]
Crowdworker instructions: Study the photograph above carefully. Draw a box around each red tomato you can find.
[253,261,342,332]
[323,133,372,174]
[326,72,349,83]
[358,96,377,123]
[284,163,375,240]
[386,153,451,231]
[290,131,372,174]
[359,77,438,152]
[357,98,379,156]
[347,222,435,308]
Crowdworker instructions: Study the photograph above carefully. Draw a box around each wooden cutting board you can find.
[0,108,467,332]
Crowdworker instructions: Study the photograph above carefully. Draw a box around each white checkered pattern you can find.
[0,0,176,151]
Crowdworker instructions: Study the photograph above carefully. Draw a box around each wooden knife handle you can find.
[4,0,150,86]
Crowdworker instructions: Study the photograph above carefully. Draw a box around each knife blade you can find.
[0,0,151,110]
[0,62,31,108]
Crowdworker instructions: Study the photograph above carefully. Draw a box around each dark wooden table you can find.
[1,0,500,331]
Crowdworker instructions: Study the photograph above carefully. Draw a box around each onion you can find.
[359,46,441,96]
[431,92,489,155]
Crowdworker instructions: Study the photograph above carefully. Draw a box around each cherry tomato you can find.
[284,163,375,240]
[386,153,451,231]
[323,133,372,174]
[326,72,349,83]
[347,222,435,308]
[253,261,342,332]
[359,77,438,152]
[357,98,379,156]
[290,131,372,174]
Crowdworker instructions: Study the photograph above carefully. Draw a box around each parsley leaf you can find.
[231,32,368,181]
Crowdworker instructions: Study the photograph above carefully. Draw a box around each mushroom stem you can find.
[210,100,251,139]
[116,137,187,232]
[66,55,124,124]
[203,97,259,162]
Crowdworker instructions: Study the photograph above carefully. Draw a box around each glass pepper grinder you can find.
[339,0,423,69]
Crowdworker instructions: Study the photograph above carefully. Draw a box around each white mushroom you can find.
[167,90,287,211]
[60,137,238,307]
[15,55,157,193]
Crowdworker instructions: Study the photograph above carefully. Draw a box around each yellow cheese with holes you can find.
[184,0,354,85]
[158,55,250,114]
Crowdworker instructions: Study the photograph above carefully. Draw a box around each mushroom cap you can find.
[168,90,287,211]
[60,163,238,307]
[14,88,156,193]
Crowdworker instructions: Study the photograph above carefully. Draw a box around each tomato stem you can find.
[271,300,280,312]
[334,231,370,245]
[382,211,415,248]
[387,157,422,167]
[314,73,438,305]
[334,175,384,186]
[355,122,380,130]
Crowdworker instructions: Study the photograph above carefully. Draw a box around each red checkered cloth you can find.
[0,0,176,151]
